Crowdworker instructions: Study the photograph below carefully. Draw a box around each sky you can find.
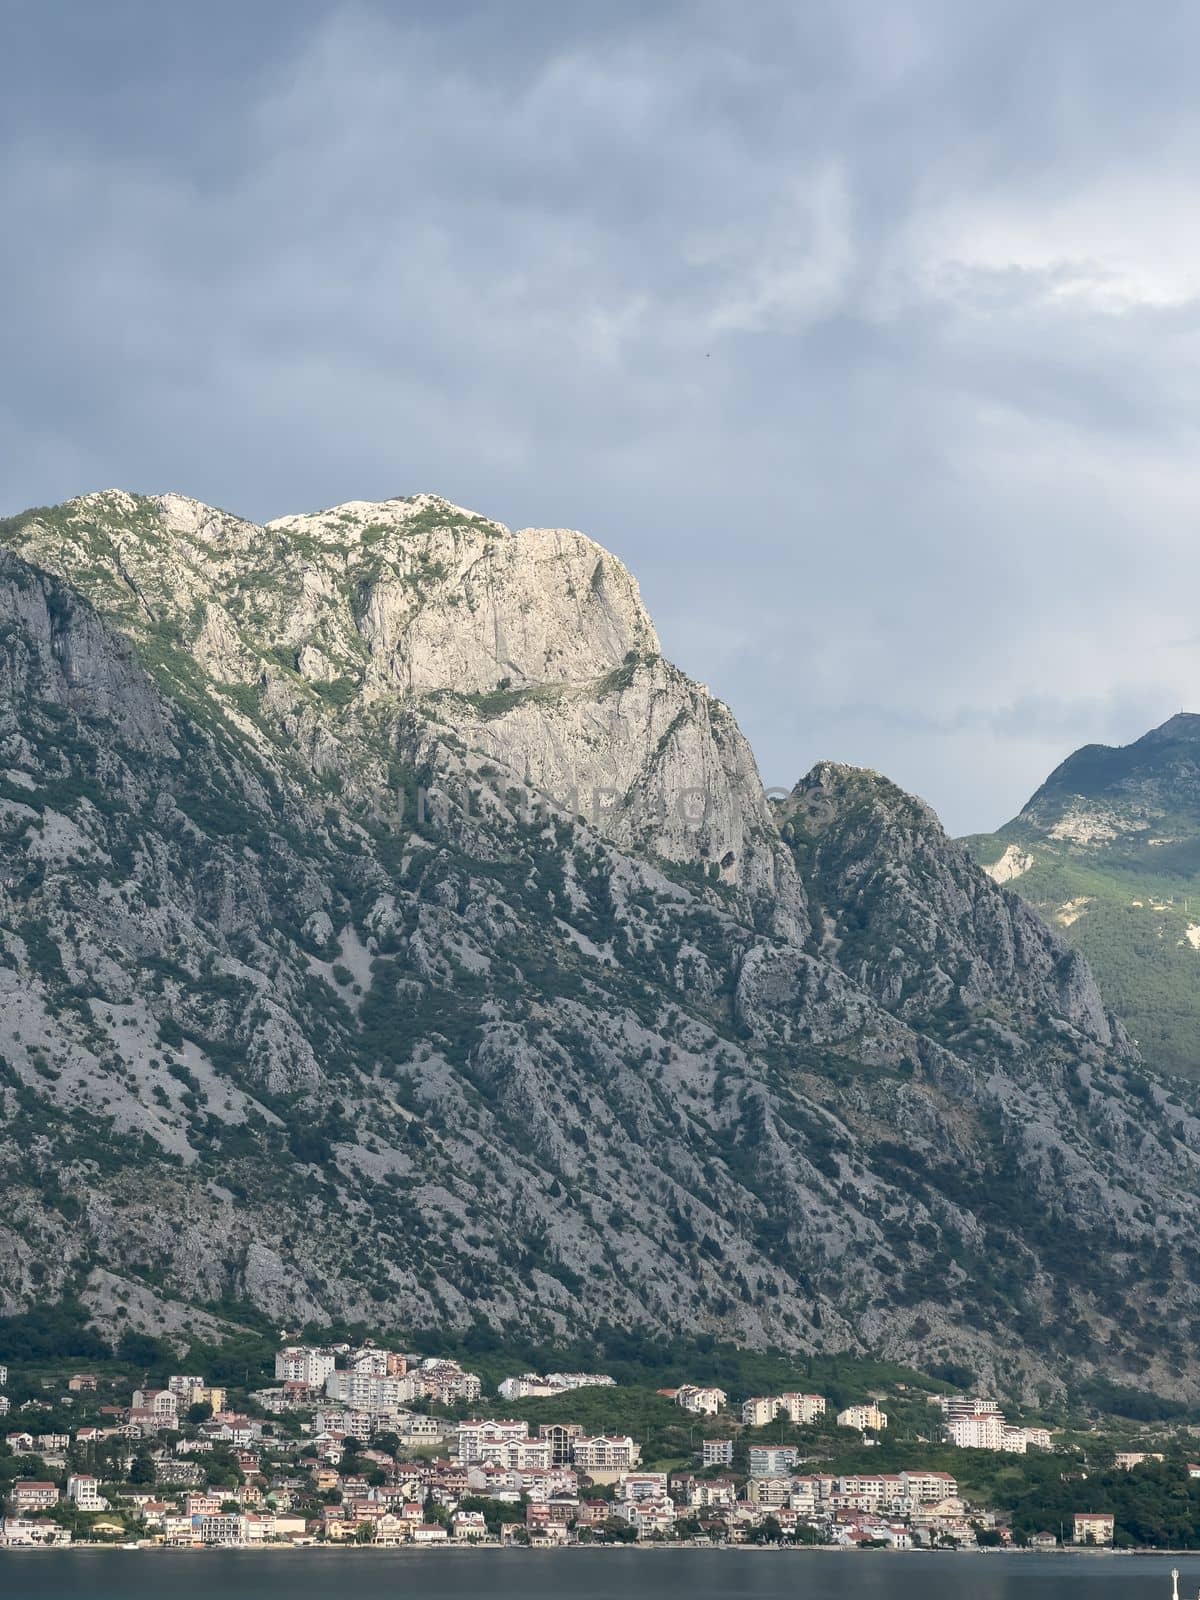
[2,0,1198,835]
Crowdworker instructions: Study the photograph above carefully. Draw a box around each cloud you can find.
[1,0,1199,834]
[908,175,1200,314]
[685,165,854,333]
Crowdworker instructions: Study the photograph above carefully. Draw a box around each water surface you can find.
[2,1547,1194,1600]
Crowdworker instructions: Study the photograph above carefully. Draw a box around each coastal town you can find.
[0,1341,1164,1552]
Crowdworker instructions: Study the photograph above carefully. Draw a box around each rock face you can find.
[963,714,1200,1079]
[7,492,791,903]
[789,764,1121,1047]
[1,490,1199,1400]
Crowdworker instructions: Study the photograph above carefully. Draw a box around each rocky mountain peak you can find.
[0,490,784,893]
[1023,712,1200,834]
[785,760,937,832]
[8,490,662,693]
[778,759,1120,1050]
[1145,711,1200,743]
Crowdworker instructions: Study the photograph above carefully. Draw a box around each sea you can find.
[0,1549,1196,1600]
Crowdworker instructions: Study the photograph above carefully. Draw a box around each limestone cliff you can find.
[6,492,794,907]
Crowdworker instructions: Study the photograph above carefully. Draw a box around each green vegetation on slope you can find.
[981,848,1200,1073]
[963,713,1200,1078]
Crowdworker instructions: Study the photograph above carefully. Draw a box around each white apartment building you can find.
[836,1473,893,1508]
[742,1391,826,1427]
[683,1476,738,1509]
[779,1392,826,1424]
[323,1371,419,1412]
[399,1414,444,1440]
[625,1496,676,1537]
[475,1465,578,1501]
[66,1475,105,1512]
[837,1403,888,1432]
[702,1439,734,1467]
[456,1419,529,1464]
[544,1373,614,1391]
[900,1469,959,1502]
[675,1385,727,1416]
[1074,1513,1115,1545]
[538,1423,584,1466]
[747,1445,799,1476]
[938,1395,1051,1454]
[348,1348,393,1376]
[275,1347,336,1387]
[742,1396,781,1427]
[0,1519,71,1546]
[947,1413,1005,1450]
[132,1388,179,1419]
[620,1471,670,1503]
[498,1375,563,1401]
[788,1478,820,1513]
[573,1435,641,1472]
[466,1437,554,1471]
[199,1513,247,1545]
[938,1394,1001,1419]
[748,1475,793,1507]
[465,1463,524,1499]
[10,1483,60,1513]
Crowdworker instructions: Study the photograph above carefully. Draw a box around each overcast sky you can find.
[2,1,1197,834]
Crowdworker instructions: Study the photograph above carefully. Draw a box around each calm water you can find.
[0,1550,1196,1600]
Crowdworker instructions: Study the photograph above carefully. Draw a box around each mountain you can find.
[1,490,1199,1401]
[963,715,1200,1078]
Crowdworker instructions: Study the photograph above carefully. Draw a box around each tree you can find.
[754,1514,783,1544]
[0,1300,108,1364]
[116,1330,170,1368]
[129,1455,155,1486]
[186,1401,213,1426]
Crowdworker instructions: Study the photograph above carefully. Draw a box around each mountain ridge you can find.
[964,712,1200,1077]
[1025,712,1200,821]
[0,488,1197,1402]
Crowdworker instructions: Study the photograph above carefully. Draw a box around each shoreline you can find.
[0,1543,1190,1557]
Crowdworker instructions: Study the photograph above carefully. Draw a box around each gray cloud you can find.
[2,0,1198,833]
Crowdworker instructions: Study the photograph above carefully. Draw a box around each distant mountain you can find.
[963,714,1200,1077]
[1,491,1200,1401]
